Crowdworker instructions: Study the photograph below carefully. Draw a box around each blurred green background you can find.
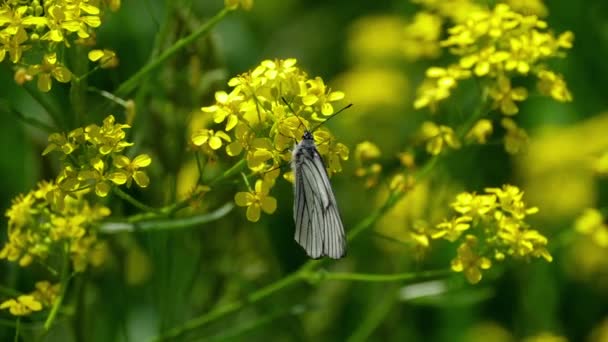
[2,0,608,341]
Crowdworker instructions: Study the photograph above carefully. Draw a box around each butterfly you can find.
[290,106,351,259]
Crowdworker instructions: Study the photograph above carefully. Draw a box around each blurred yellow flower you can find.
[466,119,493,144]
[0,295,42,316]
[575,209,608,247]
[451,235,492,284]
[420,121,461,155]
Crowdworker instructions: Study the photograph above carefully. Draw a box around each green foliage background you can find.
[1,0,608,341]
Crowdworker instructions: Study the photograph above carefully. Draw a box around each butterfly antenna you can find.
[281,97,308,132]
[310,103,352,133]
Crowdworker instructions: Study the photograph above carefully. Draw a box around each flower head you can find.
[235,180,277,222]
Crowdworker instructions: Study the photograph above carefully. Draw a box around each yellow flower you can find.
[451,235,492,284]
[466,119,493,144]
[32,281,60,307]
[84,115,133,155]
[421,121,461,155]
[451,192,496,218]
[0,295,43,316]
[300,76,345,117]
[537,70,572,102]
[432,215,472,241]
[113,154,152,188]
[489,76,528,115]
[234,180,277,222]
[502,118,528,154]
[191,129,232,150]
[202,89,243,131]
[88,49,119,68]
[497,215,551,261]
[5,193,35,229]
[485,184,538,220]
[402,12,443,60]
[27,53,72,92]
[0,27,28,63]
[354,141,382,188]
[575,209,608,248]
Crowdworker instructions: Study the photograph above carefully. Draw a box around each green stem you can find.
[164,159,246,216]
[302,269,452,283]
[44,244,70,331]
[115,8,231,97]
[113,187,160,213]
[99,202,234,233]
[346,286,397,342]
[13,318,19,342]
[151,271,305,342]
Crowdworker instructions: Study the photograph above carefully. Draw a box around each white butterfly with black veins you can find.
[291,123,347,259]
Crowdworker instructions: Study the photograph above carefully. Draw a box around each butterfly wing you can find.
[293,140,346,259]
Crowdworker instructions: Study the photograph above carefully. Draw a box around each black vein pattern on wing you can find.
[293,144,346,259]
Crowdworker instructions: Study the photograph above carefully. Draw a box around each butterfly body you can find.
[292,131,346,259]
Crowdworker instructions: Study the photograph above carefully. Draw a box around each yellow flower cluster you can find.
[194,58,349,222]
[0,281,60,316]
[43,115,152,201]
[0,0,118,91]
[431,184,551,284]
[1,180,109,272]
[413,4,573,154]
[354,141,382,188]
[419,121,461,155]
[575,209,608,248]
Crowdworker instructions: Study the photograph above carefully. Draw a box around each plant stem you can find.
[164,159,246,216]
[13,318,19,342]
[151,271,305,342]
[302,269,452,283]
[113,187,160,213]
[44,244,70,330]
[99,202,234,233]
[115,8,231,97]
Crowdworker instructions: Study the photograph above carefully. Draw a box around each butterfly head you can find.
[302,130,314,141]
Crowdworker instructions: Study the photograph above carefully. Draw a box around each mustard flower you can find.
[198,58,349,220]
[192,129,232,150]
[451,192,496,218]
[451,235,492,284]
[420,121,461,155]
[502,118,528,154]
[113,154,152,188]
[0,295,42,316]
[485,184,538,220]
[537,70,572,102]
[84,115,133,155]
[27,52,72,92]
[489,76,528,115]
[432,215,473,242]
[402,12,443,60]
[202,89,243,131]
[235,180,277,222]
[575,209,608,248]
[88,49,119,68]
[466,119,493,144]
[414,3,573,113]
[354,141,382,188]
